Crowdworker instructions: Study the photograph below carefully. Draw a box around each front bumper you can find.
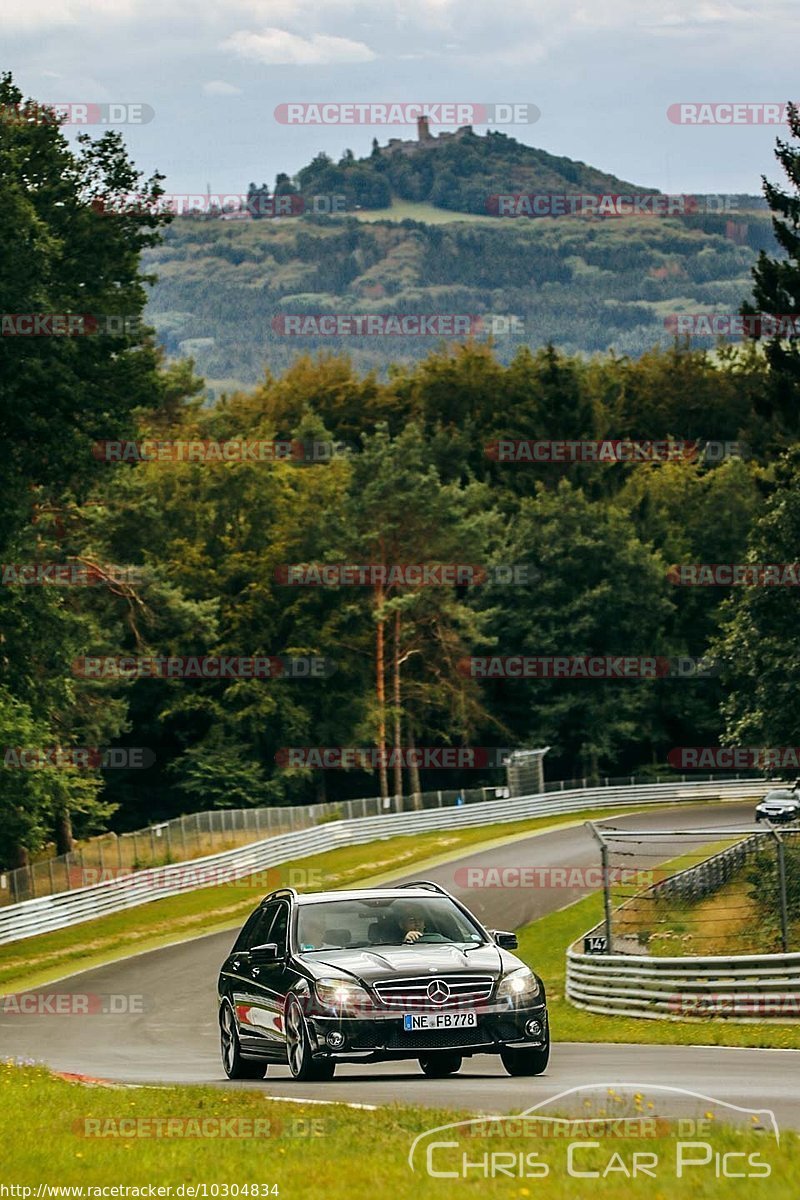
[304,1002,549,1062]
[756,809,799,823]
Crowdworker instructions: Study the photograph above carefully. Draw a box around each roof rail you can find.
[394,880,450,896]
[261,887,298,904]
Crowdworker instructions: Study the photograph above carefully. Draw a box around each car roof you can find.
[291,888,446,904]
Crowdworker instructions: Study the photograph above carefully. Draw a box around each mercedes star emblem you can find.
[426,979,451,1005]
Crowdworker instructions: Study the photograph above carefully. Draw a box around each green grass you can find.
[515,889,800,1049]
[0,1063,796,1195]
[350,199,499,224]
[0,805,658,993]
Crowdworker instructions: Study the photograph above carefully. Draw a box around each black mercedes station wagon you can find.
[217,881,549,1081]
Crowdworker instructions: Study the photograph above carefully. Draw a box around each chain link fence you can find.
[0,769,766,907]
[586,824,800,956]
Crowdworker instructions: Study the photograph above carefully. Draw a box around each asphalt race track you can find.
[3,800,799,1124]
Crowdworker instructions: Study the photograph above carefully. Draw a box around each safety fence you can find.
[568,827,800,1021]
[0,769,765,906]
[0,776,767,945]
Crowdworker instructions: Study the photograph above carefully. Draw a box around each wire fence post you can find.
[774,831,790,953]
[587,822,613,953]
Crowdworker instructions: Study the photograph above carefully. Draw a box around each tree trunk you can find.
[315,772,327,805]
[12,844,29,869]
[375,583,389,801]
[408,725,422,810]
[392,608,403,805]
[55,805,74,855]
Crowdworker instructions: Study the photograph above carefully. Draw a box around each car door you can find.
[224,903,280,1055]
[238,901,292,1057]
[219,907,262,1007]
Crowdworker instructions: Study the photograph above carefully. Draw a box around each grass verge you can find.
[0,1063,796,1195]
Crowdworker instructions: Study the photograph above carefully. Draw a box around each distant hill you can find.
[144,200,777,396]
[255,127,657,217]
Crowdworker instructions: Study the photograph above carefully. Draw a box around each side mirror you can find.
[249,942,281,963]
[491,930,518,950]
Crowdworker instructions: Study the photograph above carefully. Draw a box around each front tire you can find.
[419,1053,462,1078]
[220,1002,267,1080]
[285,997,336,1081]
[500,1041,550,1076]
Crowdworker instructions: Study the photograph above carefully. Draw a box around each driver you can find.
[398,907,426,944]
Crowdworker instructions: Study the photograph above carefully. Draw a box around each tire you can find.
[500,1041,550,1077]
[219,1002,268,1080]
[285,996,336,1081]
[419,1053,463,1078]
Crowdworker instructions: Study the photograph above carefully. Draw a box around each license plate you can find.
[403,1011,478,1031]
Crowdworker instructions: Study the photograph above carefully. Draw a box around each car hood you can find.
[300,942,506,984]
[758,800,798,809]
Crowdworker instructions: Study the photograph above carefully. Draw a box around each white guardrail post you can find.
[0,778,768,946]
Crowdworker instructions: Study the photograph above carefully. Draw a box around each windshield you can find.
[764,791,796,802]
[295,896,487,952]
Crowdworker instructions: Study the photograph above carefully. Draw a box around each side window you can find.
[247,904,279,949]
[267,903,289,956]
[232,909,262,953]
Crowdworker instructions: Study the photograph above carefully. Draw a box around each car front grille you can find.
[372,974,495,1009]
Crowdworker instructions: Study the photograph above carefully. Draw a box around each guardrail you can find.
[566,947,800,1021]
[3,768,767,906]
[0,777,768,946]
[648,834,763,905]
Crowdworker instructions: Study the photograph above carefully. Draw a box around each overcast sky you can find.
[4,0,798,197]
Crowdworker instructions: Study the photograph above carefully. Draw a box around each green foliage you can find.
[745,844,800,946]
[4,72,797,870]
[143,208,777,392]
[743,102,800,438]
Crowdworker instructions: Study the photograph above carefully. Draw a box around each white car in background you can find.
[755,787,800,824]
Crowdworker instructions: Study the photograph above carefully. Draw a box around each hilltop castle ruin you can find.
[381,114,474,157]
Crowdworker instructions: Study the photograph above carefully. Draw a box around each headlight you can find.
[315,976,371,1013]
[497,967,541,1002]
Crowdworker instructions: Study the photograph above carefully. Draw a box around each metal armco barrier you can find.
[0,778,767,945]
[566,946,800,1022]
